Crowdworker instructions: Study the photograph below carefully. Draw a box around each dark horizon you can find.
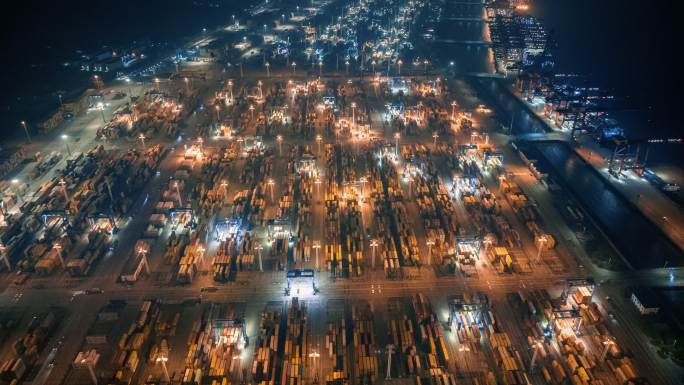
[0,0,679,141]
[534,0,678,137]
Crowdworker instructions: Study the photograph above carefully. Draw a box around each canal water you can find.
[523,141,684,270]
[470,77,684,269]
[433,0,493,74]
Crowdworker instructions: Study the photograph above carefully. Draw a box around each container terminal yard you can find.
[0,0,682,384]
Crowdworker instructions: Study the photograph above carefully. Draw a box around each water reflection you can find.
[433,0,493,73]
[528,142,683,269]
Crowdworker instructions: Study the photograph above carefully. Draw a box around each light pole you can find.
[196,245,206,266]
[258,80,263,100]
[53,242,65,269]
[59,178,69,202]
[249,104,255,120]
[345,60,350,75]
[292,61,297,74]
[289,79,296,103]
[156,356,170,383]
[20,121,31,143]
[482,234,494,261]
[536,235,548,263]
[351,102,356,128]
[316,135,323,155]
[154,77,160,92]
[407,174,413,199]
[426,239,435,265]
[601,339,615,361]
[0,243,9,271]
[359,177,367,199]
[423,59,429,74]
[215,105,221,122]
[313,241,321,270]
[268,178,275,202]
[138,133,146,149]
[137,245,151,276]
[370,238,379,269]
[228,80,234,101]
[394,132,400,157]
[61,135,71,155]
[98,103,106,123]
[371,60,376,74]
[418,101,424,123]
[386,344,394,379]
[315,178,321,196]
[397,59,402,76]
[104,177,114,203]
[232,354,243,382]
[319,61,323,76]
[265,62,270,77]
[451,101,457,122]
[174,181,183,206]
[432,131,439,150]
[530,341,544,372]
[220,180,229,201]
[255,244,264,272]
[79,354,99,385]
[308,350,320,380]
[10,179,22,202]
[184,77,190,93]
[276,134,283,156]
